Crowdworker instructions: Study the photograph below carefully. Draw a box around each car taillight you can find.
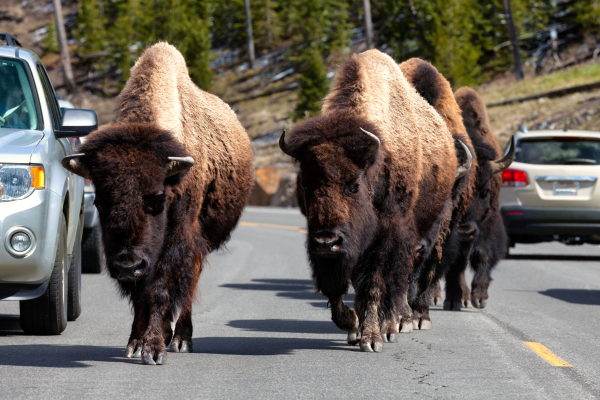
[502,168,529,187]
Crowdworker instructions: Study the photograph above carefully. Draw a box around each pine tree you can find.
[73,0,107,55]
[43,21,59,55]
[293,50,330,121]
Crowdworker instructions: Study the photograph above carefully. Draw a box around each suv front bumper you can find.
[0,189,62,285]
[501,205,600,243]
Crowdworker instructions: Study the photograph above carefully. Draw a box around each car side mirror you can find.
[55,108,98,138]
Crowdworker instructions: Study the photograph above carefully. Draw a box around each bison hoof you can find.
[412,320,420,330]
[359,341,383,353]
[443,301,451,310]
[479,300,487,309]
[170,339,193,353]
[452,302,462,311]
[472,298,480,308]
[420,320,432,330]
[463,300,472,308]
[381,333,398,343]
[142,352,166,365]
[400,322,413,333]
[124,345,142,358]
[434,297,442,306]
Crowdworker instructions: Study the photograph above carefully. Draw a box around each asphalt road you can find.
[1,206,599,399]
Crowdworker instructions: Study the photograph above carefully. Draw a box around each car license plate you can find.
[553,182,579,196]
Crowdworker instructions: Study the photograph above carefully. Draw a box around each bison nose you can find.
[457,222,478,241]
[313,231,343,253]
[111,250,146,282]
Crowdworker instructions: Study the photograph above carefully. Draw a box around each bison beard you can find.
[282,50,471,353]
[61,43,253,365]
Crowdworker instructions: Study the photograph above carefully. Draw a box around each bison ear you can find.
[455,140,473,179]
[61,153,92,179]
[166,156,195,177]
[491,135,515,174]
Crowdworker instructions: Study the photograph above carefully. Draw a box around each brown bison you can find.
[399,58,477,330]
[61,43,253,365]
[440,87,513,310]
[280,50,472,352]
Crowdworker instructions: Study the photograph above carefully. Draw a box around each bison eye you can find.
[347,180,361,195]
[143,192,166,216]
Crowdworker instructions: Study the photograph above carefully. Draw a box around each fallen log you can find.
[487,81,600,108]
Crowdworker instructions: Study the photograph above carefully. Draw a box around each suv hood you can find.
[0,128,44,164]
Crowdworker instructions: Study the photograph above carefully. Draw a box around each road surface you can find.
[1,206,599,399]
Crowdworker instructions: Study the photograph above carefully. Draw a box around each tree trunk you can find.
[502,0,524,81]
[244,0,256,69]
[52,0,75,93]
[362,0,373,50]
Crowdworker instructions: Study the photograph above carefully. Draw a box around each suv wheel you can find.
[82,226,102,273]
[19,216,69,335]
[68,209,83,321]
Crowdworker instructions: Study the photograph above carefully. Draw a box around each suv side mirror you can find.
[55,109,98,138]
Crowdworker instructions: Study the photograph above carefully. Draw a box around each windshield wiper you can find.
[564,158,597,165]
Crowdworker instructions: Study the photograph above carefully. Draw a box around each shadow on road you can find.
[0,314,23,336]
[221,279,354,308]
[539,289,600,305]
[0,344,134,368]
[507,254,600,261]
[228,319,342,334]
[192,336,349,356]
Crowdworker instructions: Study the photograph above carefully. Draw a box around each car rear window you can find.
[0,57,42,131]
[515,138,600,165]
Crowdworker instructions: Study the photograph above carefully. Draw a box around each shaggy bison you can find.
[61,43,253,364]
[280,50,472,352]
[441,87,513,310]
[399,58,477,330]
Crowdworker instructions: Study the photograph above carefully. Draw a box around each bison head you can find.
[61,124,194,284]
[280,115,385,261]
[455,87,515,237]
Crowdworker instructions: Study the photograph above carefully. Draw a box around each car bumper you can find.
[83,192,98,228]
[501,205,600,242]
[0,189,62,285]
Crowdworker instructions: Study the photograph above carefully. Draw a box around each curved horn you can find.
[360,127,380,160]
[455,140,473,179]
[61,153,92,179]
[279,129,293,156]
[491,135,515,174]
[166,156,195,177]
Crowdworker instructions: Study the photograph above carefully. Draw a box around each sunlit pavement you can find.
[1,206,599,399]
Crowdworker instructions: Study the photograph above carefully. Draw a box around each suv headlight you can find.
[0,164,45,201]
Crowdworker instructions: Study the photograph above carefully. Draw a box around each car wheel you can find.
[19,216,69,335]
[68,210,83,321]
[82,225,102,273]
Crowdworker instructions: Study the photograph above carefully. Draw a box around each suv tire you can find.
[19,216,68,335]
[68,209,83,321]
[82,225,102,273]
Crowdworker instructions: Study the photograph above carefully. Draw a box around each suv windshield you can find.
[0,57,41,130]
[515,138,600,165]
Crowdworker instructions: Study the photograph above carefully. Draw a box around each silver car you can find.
[0,33,98,334]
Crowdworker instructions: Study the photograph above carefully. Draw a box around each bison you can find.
[280,50,472,352]
[61,43,254,365]
[440,87,513,310]
[399,58,477,330]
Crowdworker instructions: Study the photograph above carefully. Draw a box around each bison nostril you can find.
[314,236,337,245]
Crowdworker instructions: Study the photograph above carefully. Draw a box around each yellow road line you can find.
[523,342,572,367]
[239,221,307,233]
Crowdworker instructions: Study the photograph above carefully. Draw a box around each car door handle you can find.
[535,176,598,182]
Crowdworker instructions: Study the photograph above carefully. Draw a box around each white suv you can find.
[500,128,600,247]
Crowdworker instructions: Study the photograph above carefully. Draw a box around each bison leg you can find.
[444,230,475,311]
[124,300,148,358]
[358,297,384,353]
[470,250,491,309]
[329,296,359,345]
[380,312,399,343]
[428,281,442,306]
[399,292,413,333]
[170,303,193,353]
[460,272,472,308]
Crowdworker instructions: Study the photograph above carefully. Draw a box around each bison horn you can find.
[166,156,195,177]
[491,135,515,174]
[61,153,92,179]
[279,129,293,156]
[360,127,380,160]
[455,140,473,179]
